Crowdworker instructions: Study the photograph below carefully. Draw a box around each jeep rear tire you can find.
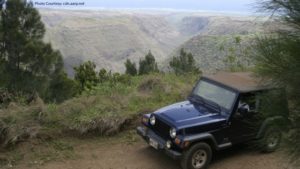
[181,142,212,169]
[262,127,282,153]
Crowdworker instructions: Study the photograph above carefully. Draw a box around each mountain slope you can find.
[164,35,257,72]
[40,9,266,76]
[164,17,279,72]
[41,10,193,76]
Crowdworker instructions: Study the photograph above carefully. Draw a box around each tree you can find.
[98,68,109,83]
[254,0,300,162]
[74,61,98,91]
[0,0,71,101]
[169,48,200,75]
[139,51,159,75]
[47,72,80,103]
[125,59,137,76]
[46,55,79,103]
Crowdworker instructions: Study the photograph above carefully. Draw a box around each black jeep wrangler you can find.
[137,72,289,169]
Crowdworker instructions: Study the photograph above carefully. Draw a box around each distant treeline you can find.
[73,48,200,93]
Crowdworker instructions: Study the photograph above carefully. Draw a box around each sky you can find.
[31,0,257,13]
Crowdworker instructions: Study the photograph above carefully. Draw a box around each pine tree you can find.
[99,68,109,83]
[46,56,79,103]
[74,61,98,91]
[169,48,200,75]
[0,0,70,101]
[139,51,159,75]
[125,59,137,76]
[254,0,300,161]
[47,72,79,103]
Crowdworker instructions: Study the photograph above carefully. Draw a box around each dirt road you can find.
[14,137,294,169]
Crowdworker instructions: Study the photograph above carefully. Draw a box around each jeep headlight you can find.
[170,128,177,138]
[150,115,156,126]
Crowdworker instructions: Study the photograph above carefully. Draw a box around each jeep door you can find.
[229,93,261,144]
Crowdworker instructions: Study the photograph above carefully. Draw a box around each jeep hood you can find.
[154,101,227,129]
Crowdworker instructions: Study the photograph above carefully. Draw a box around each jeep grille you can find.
[151,118,171,139]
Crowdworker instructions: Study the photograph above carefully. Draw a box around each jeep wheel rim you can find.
[192,150,207,169]
[267,133,280,149]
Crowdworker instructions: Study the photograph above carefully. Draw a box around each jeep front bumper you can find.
[136,126,182,159]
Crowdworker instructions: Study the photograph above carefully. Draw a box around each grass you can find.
[43,73,198,132]
[0,73,200,168]
[0,73,200,146]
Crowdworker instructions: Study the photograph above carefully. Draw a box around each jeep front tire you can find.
[181,142,212,169]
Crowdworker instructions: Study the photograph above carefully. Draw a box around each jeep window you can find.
[192,80,237,111]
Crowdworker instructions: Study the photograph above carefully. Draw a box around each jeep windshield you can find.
[189,80,237,113]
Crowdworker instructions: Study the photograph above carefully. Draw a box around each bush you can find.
[138,77,165,93]
[0,89,12,107]
[74,61,98,91]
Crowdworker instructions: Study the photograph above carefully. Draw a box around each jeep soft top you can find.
[203,72,273,93]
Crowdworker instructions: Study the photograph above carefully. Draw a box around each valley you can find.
[40,9,269,76]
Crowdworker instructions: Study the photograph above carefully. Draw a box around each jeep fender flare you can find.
[182,133,219,150]
[256,116,285,139]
